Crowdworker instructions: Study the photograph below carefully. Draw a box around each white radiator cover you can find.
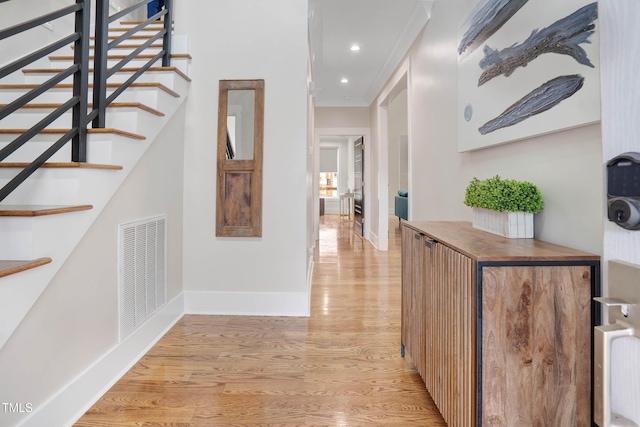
[118,215,167,341]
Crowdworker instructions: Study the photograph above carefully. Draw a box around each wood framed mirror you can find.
[216,79,264,237]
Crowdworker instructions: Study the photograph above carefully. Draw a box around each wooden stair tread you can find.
[22,66,191,82]
[48,53,191,61]
[0,102,165,117]
[0,204,92,217]
[0,162,123,170]
[0,128,145,140]
[0,82,180,98]
[0,258,52,279]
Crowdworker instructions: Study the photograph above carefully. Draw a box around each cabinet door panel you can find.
[411,232,426,380]
[401,225,427,380]
[429,244,475,427]
[481,266,591,426]
[401,225,413,355]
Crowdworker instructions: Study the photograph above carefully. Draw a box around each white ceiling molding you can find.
[363,1,432,106]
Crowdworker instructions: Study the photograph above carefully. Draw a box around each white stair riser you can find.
[109,26,173,31]
[92,38,156,47]
[45,57,189,78]
[99,28,172,36]
[0,133,138,164]
[0,108,151,133]
[23,71,180,90]
[0,168,82,205]
[0,86,169,109]
[0,217,36,259]
[0,214,87,259]
[87,46,163,56]
[46,56,161,68]
[93,28,175,40]
[49,57,163,70]
[0,163,125,207]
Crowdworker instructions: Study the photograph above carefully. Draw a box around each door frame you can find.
[353,136,365,237]
[374,57,412,251]
[314,128,371,244]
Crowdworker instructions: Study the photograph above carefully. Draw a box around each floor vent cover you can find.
[119,215,167,341]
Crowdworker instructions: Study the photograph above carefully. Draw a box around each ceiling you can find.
[308,0,433,107]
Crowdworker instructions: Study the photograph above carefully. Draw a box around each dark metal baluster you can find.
[92,0,109,129]
[72,0,91,161]
[162,0,172,67]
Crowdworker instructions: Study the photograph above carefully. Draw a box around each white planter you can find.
[472,207,534,238]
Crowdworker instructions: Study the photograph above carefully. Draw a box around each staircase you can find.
[0,17,190,350]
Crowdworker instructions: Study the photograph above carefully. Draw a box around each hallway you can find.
[75,215,446,426]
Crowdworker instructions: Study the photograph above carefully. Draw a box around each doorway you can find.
[375,61,410,251]
[314,128,371,250]
[387,90,409,225]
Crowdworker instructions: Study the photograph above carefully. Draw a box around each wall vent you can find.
[118,215,167,341]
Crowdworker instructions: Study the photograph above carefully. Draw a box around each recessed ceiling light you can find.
[341,78,349,84]
[350,45,360,52]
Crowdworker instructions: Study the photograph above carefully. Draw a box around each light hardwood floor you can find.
[75,215,446,426]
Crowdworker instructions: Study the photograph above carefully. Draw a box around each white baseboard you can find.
[185,291,310,317]
[370,231,380,250]
[18,294,185,427]
[307,256,314,308]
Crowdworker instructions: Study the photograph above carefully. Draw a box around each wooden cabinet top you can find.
[403,221,600,262]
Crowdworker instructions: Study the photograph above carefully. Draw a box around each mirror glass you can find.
[226,89,255,160]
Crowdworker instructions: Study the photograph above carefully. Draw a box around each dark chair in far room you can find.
[395,190,408,225]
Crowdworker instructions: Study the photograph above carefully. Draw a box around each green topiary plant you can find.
[464,175,544,214]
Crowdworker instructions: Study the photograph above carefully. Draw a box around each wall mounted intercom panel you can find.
[607,152,640,230]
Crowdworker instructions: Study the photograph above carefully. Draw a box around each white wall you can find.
[0,0,144,79]
[0,106,186,427]
[315,107,370,129]
[0,0,75,78]
[369,1,603,255]
[177,0,309,314]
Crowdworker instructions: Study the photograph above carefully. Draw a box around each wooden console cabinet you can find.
[401,221,600,427]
